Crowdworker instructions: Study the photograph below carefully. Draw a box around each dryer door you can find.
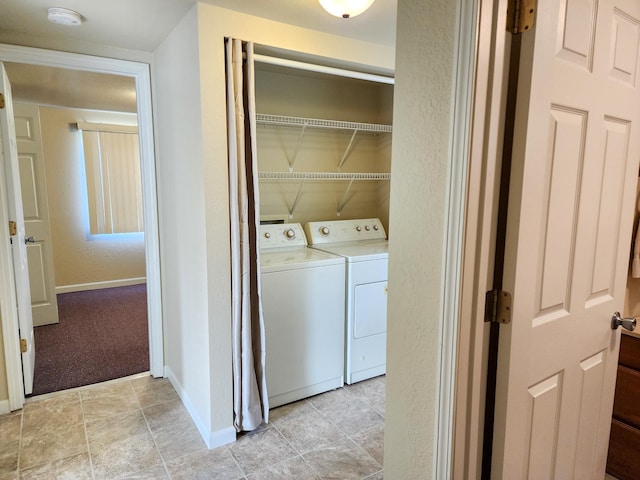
[354,280,387,338]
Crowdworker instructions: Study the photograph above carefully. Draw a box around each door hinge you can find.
[20,338,27,353]
[8,220,17,236]
[0,93,4,109]
[485,289,512,324]
[507,0,536,34]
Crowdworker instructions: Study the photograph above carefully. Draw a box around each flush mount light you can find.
[319,0,375,19]
[47,7,83,26]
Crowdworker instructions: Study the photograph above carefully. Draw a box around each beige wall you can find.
[153,1,395,445]
[38,106,146,289]
[384,0,458,477]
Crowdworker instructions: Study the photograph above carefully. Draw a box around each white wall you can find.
[153,1,395,447]
[38,106,146,290]
[384,0,458,477]
[153,6,221,445]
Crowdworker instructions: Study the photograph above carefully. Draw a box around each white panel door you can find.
[14,103,59,326]
[493,0,640,478]
[0,64,35,395]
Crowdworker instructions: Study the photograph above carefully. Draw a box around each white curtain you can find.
[226,38,269,431]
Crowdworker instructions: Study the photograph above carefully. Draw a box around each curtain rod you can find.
[253,54,395,85]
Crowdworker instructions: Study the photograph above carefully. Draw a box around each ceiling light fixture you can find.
[47,7,83,26]
[318,0,375,19]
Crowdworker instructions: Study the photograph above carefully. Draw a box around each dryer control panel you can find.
[305,218,387,245]
[259,223,308,249]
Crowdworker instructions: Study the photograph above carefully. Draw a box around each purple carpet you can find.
[31,284,149,396]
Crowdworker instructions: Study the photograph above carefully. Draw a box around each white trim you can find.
[0,399,9,415]
[0,44,165,409]
[165,366,236,449]
[75,122,138,134]
[434,0,479,477]
[56,277,147,294]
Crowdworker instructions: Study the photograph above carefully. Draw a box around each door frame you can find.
[452,0,511,477]
[0,44,164,410]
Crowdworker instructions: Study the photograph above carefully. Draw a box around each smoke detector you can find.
[47,7,83,26]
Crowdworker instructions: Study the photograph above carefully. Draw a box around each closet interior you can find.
[254,50,394,408]
[254,56,394,228]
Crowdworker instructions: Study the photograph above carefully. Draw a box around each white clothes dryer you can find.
[259,223,345,408]
[304,218,388,384]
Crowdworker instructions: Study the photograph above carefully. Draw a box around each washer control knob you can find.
[285,228,296,239]
[373,225,379,231]
[356,226,362,232]
[320,226,330,236]
[264,232,271,239]
[365,225,370,231]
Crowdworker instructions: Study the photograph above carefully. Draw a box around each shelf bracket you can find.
[288,123,308,171]
[336,177,356,216]
[287,180,305,218]
[337,128,359,171]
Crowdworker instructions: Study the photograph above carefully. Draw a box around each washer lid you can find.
[260,247,345,271]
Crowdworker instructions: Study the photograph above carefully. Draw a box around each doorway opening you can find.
[0,45,163,410]
[6,63,150,396]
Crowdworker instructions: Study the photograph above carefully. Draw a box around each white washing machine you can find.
[304,218,388,384]
[259,223,345,408]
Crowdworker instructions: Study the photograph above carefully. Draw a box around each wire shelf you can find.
[256,114,392,133]
[258,171,391,181]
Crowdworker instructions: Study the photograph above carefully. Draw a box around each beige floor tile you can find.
[143,399,193,433]
[152,422,207,462]
[0,411,22,442]
[86,409,151,450]
[0,451,18,478]
[80,383,140,421]
[0,413,21,476]
[22,395,83,433]
[310,390,383,435]
[90,431,163,480]
[165,447,244,480]
[133,378,179,408]
[350,424,384,466]
[302,439,382,480]
[19,423,88,470]
[247,456,321,480]
[118,464,170,479]
[345,377,386,416]
[12,373,387,479]
[130,375,155,389]
[269,400,316,425]
[275,409,346,454]
[229,428,297,474]
[363,471,384,480]
[19,452,92,480]
[79,380,136,400]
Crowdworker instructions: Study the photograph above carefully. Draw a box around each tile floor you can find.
[0,374,385,479]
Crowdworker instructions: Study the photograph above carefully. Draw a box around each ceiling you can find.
[0,0,396,113]
[0,0,397,52]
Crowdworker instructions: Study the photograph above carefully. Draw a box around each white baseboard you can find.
[0,399,10,415]
[164,366,236,449]
[56,277,146,294]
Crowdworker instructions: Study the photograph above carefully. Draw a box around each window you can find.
[78,122,143,234]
